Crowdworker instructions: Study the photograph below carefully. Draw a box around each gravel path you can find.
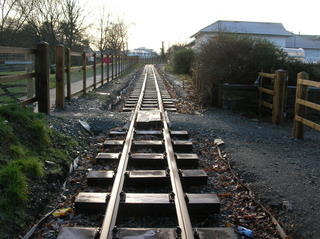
[169,110,320,239]
[163,66,320,239]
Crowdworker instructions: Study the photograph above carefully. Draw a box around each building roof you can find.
[286,35,320,49]
[192,20,293,37]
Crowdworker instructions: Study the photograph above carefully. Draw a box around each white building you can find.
[128,47,158,58]
[286,35,320,63]
[191,20,320,63]
[191,20,293,49]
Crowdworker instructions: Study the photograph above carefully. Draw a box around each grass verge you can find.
[0,104,77,237]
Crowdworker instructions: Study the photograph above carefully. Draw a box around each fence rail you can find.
[0,45,39,108]
[0,42,165,113]
[258,70,287,124]
[293,72,320,138]
[56,45,139,109]
[0,42,140,113]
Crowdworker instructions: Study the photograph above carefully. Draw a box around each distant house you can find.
[286,35,320,63]
[128,47,157,58]
[191,20,293,48]
[191,20,320,63]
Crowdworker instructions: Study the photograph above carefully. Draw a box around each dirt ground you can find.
[164,68,320,239]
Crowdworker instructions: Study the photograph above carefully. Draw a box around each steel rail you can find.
[151,66,194,239]
[99,67,148,239]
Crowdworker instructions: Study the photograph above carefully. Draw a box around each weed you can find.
[0,104,50,151]
[12,157,44,179]
[0,117,17,154]
[9,144,28,159]
[0,163,28,214]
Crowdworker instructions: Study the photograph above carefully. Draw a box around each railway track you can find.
[57,65,237,239]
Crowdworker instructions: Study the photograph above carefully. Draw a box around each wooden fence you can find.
[0,42,50,113]
[55,45,138,109]
[258,70,288,124]
[0,42,139,113]
[293,72,320,138]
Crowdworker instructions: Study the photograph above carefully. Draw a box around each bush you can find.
[193,33,320,105]
[283,60,320,85]
[172,48,194,74]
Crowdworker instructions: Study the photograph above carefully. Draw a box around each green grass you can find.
[0,104,77,236]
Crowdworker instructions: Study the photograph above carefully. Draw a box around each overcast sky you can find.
[82,0,320,52]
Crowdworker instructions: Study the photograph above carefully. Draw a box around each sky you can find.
[81,0,320,52]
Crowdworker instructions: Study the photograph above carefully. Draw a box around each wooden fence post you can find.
[115,55,118,77]
[120,55,122,75]
[107,54,110,83]
[272,69,287,124]
[293,72,309,139]
[121,55,123,74]
[128,56,130,70]
[82,51,87,94]
[117,55,119,76]
[55,44,65,109]
[36,41,50,114]
[120,55,123,75]
[118,55,120,76]
[125,56,128,73]
[26,54,34,98]
[93,52,96,89]
[65,48,71,100]
[111,55,114,80]
[101,52,104,85]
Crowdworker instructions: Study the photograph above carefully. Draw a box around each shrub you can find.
[196,34,287,83]
[172,48,194,74]
[166,44,195,74]
[283,60,320,85]
[194,34,289,105]
[194,33,320,106]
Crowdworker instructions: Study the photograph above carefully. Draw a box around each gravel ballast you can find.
[21,65,320,239]
[163,66,320,239]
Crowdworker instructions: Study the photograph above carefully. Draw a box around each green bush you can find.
[283,60,320,85]
[194,33,320,105]
[172,48,194,74]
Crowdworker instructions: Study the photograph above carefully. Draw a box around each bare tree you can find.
[104,18,128,54]
[95,9,128,54]
[25,0,63,43]
[60,0,86,50]
[0,0,36,44]
[95,8,110,53]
